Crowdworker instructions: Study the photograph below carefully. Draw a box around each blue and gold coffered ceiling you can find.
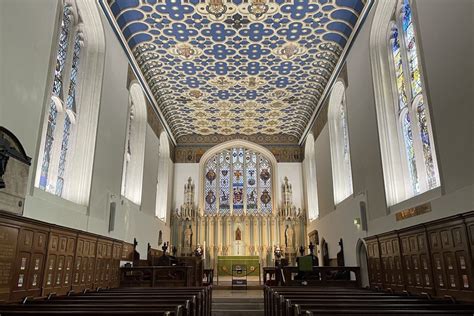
[102,0,368,141]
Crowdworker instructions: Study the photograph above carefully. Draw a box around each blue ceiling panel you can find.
[101,0,369,139]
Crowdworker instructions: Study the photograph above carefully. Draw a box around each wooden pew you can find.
[264,285,474,316]
[0,286,212,316]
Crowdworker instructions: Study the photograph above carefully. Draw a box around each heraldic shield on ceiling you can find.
[101,0,369,141]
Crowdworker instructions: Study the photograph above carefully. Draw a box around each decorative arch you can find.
[304,133,319,220]
[35,0,105,205]
[356,238,370,287]
[199,139,278,215]
[370,0,440,206]
[121,81,147,205]
[328,80,353,205]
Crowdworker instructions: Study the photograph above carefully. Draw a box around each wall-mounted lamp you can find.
[353,217,361,229]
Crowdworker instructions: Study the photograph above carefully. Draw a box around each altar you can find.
[217,256,260,277]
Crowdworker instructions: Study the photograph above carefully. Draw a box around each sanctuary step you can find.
[212,297,264,316]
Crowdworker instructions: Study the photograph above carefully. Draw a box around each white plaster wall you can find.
[0,0,58,186]
[0,0,171,259]
[307,0,474,267]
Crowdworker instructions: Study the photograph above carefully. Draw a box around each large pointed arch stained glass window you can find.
[204,147,273,215]
[388,0,440,196]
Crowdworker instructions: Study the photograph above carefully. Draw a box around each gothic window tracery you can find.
[35,0,105,206]
[388,0,439,197]
[38,2,84,197]
[204,147,273,215]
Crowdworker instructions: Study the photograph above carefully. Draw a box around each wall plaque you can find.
[395,203,432,221]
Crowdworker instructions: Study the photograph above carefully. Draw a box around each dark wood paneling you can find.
[366,237,383,288]
[42,228,77,296]
[399,226,434,295]
[365,211,474,302]
[94,238,113,289]
[121,242,134,261]
[111,242,123,288]
[72,234,97,292]
[0,210,130,302]
[378,233,404,291]
[0,223,20,302]
[427,217,473,300]
[464,212,474,281]
[10,224,48,301]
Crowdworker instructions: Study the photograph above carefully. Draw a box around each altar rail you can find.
[284,266,361,287]
[263,266,361,287]
[0,210,134,302]
[120,266,193,287]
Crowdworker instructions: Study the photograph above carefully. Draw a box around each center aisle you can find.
[212,289,264,316]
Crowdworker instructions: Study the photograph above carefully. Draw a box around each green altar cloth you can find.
[217,256,260,276]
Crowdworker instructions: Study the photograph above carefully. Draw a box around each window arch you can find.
[304,134,319,220]
[121,82,147,206]
[200,140,276,216]
[328,80,353,205]
[35,0,105,205]
[370,0,440,206]
[156,131,171,221]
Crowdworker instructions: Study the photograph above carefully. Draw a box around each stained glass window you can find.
[340,94,352,188]
[388,0,439,196]
[204,156,218,214]
[246,151,257,214]
[57,32,83,196]
[328,80,353,205]
[38,4,83,197]
[39,5,72,191]
[204,147,273,215]
[122,102,134,197]
[219,151,231,214]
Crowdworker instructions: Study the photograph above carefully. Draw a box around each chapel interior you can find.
[0,0,473,315]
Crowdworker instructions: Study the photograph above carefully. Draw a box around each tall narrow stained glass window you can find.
[204,147,273,215]
[328,81,353,205]
[121,83,148,206]
[388,0,439,196]
[38,3,84,197]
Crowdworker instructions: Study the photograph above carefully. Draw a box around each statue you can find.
[171,245,177,257]
[285,225,294,248]
[235,227,241,241]
[184,225,193,248]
